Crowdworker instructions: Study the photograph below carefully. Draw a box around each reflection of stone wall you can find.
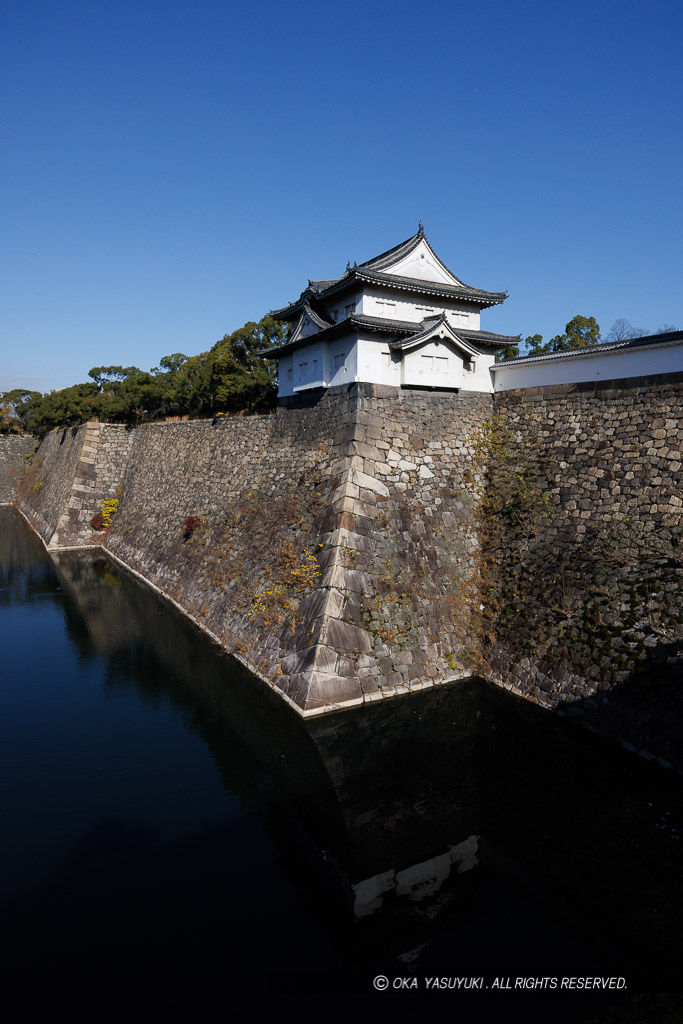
[0,435,38,503]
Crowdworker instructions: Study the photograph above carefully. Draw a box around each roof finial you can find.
[346,260,351,272]
[418,219,424,235]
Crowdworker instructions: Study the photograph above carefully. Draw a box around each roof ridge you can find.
[356,225,423,270]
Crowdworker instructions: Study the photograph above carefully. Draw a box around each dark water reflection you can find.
[1,508,681,1022]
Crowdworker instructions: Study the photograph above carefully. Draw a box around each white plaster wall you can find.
[356,336,402,386]
[492,341,683,392]
[401,342,493,391]
[278,353,295,397]
[322,295,359,323]
[468,350,496,392]
[326,334,359,387]
[402,343,458,388]
[292,339,326,391]
[355,337,494,392]
[298,314,321,339]
[357,288,479,329]
[387,238,463,285]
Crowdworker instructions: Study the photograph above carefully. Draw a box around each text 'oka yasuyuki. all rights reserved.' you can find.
[372,975,627,992]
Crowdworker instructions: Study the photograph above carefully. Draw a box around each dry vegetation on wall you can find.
[166,472,328,647]
[359,476,482,666]
[16,453,46,500]
[465,414,556,668]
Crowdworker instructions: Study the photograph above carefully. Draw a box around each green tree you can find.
[548,315,601,353]
[495,343,520,362]
[524,333,546,355]
[13,314,287,433]
[0,389,42,433]
[522,317,601,356]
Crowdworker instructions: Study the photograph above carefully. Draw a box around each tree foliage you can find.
[524,315,601,356]
[0,389,43,433]
[9,315,287,435]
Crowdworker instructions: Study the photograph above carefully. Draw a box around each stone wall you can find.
[102,385,492,714]
[0,435,38,503]
[14,375,683,763]
[19,422,135,547]
[486,373,683,767]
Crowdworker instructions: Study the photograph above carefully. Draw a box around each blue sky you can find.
[2,0,681,393]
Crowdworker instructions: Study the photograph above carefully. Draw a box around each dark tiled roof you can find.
[457,328,521,347]
[301,302,333,330]
[270,225,507,319]
[261,312,518,359]
[357,224,426,271]
[261,313,413,357]
[497,330,683,367]
[308,278,342,293]
[349,268,506,306]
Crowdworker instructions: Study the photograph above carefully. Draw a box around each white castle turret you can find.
[264,224,518,398]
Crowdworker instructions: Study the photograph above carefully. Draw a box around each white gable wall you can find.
[402,342,495,391]
[385,238,465,286]
[298,314,321,339]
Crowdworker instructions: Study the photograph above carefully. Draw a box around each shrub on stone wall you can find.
[183,516,202,540]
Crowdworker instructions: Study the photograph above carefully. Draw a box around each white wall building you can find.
[265,225,517,398]
[491,331,683,391]
[263,227,682,397]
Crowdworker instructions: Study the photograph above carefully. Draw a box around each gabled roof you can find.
[286,302,333,345]
[270,225,507,320]
[358,222,467,288]
[386,314,481,359]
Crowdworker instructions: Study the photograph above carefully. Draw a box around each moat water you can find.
[1,507,681,1022]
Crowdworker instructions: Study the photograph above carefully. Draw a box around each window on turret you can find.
[334,353,345,370]
[312,359,318,375]
[299,362,308,379]
[287,368,293,382]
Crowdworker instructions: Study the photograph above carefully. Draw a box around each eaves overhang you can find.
[261,313,519,360]
[270,269,507,321]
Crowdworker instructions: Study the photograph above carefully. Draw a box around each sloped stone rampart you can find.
[19,426,88,543]
[19,422,135,546]
[0,435,38,503]
[49,423,136,547]
[101,387,491,712]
